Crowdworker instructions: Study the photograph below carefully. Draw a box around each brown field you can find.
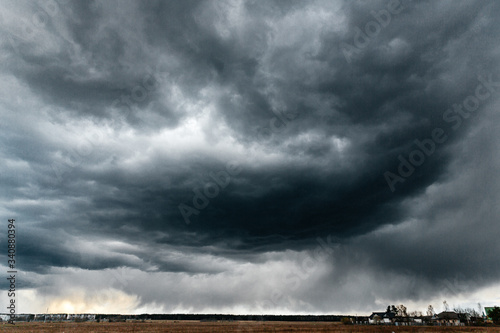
[1,321,499,333]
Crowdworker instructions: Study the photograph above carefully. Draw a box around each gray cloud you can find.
[1,0,500,314]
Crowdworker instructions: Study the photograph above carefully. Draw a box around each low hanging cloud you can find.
[1,0,500,314]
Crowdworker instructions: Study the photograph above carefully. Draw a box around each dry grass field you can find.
[1,321,499,333]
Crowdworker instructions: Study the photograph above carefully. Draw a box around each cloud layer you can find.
[1,0,500,314]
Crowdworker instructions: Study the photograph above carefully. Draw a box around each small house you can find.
[434,311,461,326]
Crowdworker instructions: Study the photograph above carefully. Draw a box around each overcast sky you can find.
[1,0,500,315]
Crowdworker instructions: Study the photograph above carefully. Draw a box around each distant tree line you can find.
[94,313,348,322]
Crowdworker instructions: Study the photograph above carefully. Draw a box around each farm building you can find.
[433,311,461,326]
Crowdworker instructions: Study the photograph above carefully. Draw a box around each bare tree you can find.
[427,305,435,316]
[443,300,449,311]
[396,304,407,317]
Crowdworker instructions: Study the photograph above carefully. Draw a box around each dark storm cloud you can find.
[1,0,500,313]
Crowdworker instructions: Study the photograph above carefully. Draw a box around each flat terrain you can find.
[1,321,499,333]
